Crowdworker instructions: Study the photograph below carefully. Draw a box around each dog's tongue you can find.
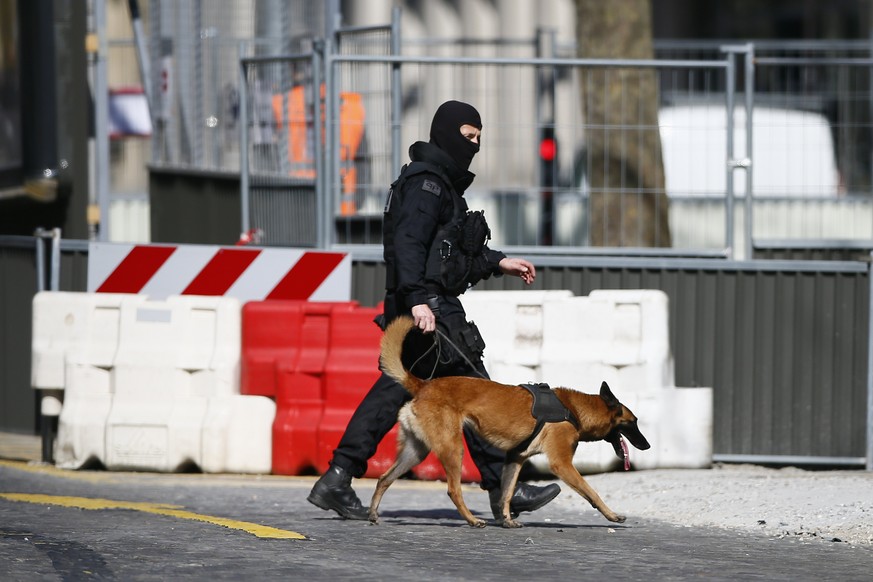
[621,436,630,471]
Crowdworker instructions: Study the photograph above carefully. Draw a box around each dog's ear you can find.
[600,381,621,411]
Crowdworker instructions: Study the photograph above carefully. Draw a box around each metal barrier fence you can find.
[239,53,321,246]
[319,52,738,249]
[147,0,325,172]
[144,2,873,255]
[238,22,396,247]
[237,43,873,255]
[346,245,873,469]
[2,236,872,468]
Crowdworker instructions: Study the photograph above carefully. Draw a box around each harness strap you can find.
[508,383,580,460]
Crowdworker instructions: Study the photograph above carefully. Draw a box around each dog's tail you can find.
[380,315,425,396]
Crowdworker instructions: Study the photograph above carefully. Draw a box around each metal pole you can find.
[868,252,873,470]
[313,45,326,249]
[721,44,754,260]
[126,0,155,121]
[34,228,46,292]
[50,228,61,291]
[724,52,735,259]
[744,43,755,260]
[325,37,339,248]
[391,6,402,176]
[325,0,340,41]
[239,45,251,236]
[94,0,111,242]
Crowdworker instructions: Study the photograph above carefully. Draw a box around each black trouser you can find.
[330,299,505,491]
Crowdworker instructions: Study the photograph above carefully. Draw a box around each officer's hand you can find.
[498,257,536,285]
[411,303,436,333]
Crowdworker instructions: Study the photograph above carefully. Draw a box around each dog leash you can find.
[404,328,488,381]
[433,329,489,380]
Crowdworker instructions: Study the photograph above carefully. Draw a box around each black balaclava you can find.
[429,100,482,172]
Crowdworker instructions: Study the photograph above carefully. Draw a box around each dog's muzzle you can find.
[607,421,651,470]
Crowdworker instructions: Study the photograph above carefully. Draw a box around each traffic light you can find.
[539,125,557,245]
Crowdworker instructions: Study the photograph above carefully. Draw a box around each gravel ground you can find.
[3,433,872,548]
[550,463,873,547]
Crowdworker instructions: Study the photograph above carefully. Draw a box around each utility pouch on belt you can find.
[455,320,485,361]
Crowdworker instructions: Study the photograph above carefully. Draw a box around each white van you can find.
[658,104,842,197]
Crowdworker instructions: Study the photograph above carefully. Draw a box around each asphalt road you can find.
[1,459,871,581]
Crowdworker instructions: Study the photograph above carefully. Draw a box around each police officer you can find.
[307,100,560,521]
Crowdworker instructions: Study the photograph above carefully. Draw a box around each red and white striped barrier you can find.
[87,243,351,302]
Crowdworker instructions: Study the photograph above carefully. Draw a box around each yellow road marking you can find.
[0,493,306,540]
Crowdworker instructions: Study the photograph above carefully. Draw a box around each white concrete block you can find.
[167,295,241,397]
[651,387,713,469]
[590,289,675,389]
[102,295,244,472]
[54,365,114,469]
[461,290,573,368]
[201,395,276,474]
[31,292,133,390]
[112,296,241,398]
[541,291,674,394]
[104,396,209,471]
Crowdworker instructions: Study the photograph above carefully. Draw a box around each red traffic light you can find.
[539,137,557,162]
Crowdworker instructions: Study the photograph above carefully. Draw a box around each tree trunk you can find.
[576,0,671,247]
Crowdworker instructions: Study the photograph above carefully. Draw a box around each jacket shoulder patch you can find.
[421,179,442,196]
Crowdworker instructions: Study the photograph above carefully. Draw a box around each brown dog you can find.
[369,316,651,528]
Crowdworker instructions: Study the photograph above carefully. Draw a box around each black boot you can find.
[489,482,561,521]
[307,464,369,520]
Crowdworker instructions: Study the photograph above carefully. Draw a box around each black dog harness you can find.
[508,383,580,459]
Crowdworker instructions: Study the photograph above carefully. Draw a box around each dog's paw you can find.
[368,513,381,525]
[469,519,487,528]
[501,519,523,529]
[611,514,626,524]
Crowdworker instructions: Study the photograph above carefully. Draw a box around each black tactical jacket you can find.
[383,141,505,319]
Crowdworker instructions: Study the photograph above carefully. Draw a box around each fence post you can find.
[238,46,251,237]
[742,43,755,259]
[50,228,60,291]
[325,37,339,247]
[391,6,402,176]
[34,228,46,292]
[313,42,327,249]
[32,228,62,462]
[724,49,736,258]
[93,0,110,242]
[868,252,873,470]
[723,43,756,259]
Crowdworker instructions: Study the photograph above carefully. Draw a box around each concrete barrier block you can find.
[112,296,241,398]
[101,295,244,472]
[462,290,573,367]
[31,291,133,390]
[104,396,209,471]
[54,364,114,469]
[649,387,713,469]
[168,296,241,397]
[201,395,276,474]
[541,291,674,393]
[590,289,675,388]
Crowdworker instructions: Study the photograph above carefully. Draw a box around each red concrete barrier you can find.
[243,299,483,482]
[241,301,305,397]
[316,305,393,477]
